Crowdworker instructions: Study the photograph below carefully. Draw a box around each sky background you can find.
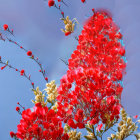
[0,0,140,139]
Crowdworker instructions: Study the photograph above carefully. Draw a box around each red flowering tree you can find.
[57,11,126,130]
[0,0,140,140]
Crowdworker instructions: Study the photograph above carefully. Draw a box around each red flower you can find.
[58,0,61,2]
[10,131,15,138]
[16,107,20,111]
[27,51,32,56]
[48,0,55,7]
[3,24,8,30]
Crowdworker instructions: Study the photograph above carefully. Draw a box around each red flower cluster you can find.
[15,103,68,140]
[57,10,126,128]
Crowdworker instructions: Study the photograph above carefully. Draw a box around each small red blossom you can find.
[58,0,61,2]
[45,77,48,81]
[3,24,8,30]
[81,0,86,3]
[32,82,34,86]
[20,69,25,75]
[133,115,138,119]
[16,107,20,111]
[10,131,15,138]
[27,50,32,56]
[65,32,71,36]
[1,65,6,70]
[61,12,64,15]
[96,124,103,131]
[92,8,95,12]
[48,0,55,7]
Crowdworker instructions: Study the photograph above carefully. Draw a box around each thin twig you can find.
[0,60,35,89]
[6,37,48,82]
[59,58,68,66]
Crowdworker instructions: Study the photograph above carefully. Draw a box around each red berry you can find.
[32,82,34,85]
[10,131,15,138]
[81,0,85,3]
[48,0,55,7]
[20,46,23,49]
[61,12,64,15]
[16,69,18,71]
[3,24,8,30]
[16,107,20,111]
[27,51,32,56]
[17,102,19,104]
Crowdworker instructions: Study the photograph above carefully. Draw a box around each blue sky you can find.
[0,0,140,139]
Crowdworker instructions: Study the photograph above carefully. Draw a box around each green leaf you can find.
[86,127,93,133]
[84,136,93,140]
[100,130,103,133]
[31,89,35,91]
[60,18,65,20]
